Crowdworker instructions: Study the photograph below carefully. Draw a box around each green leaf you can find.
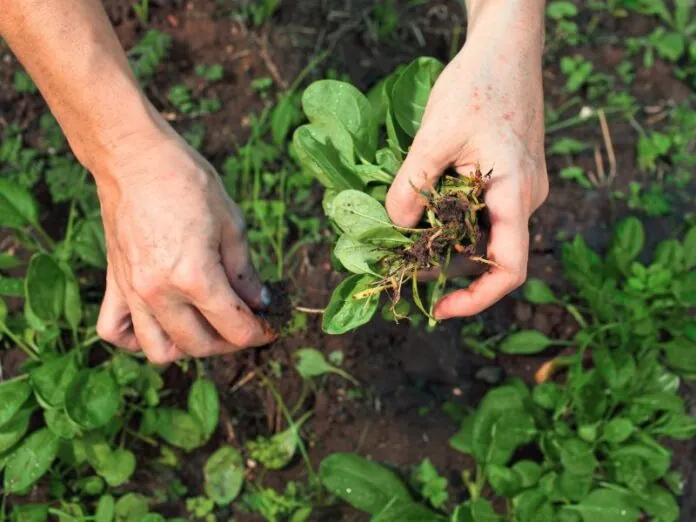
[559,469,593,502]
[319,453,411,515]
[634,484,679,522]
[204,446,245,505]
[3,428,59,493]
[546,1,578,19]
[331,190,405,241]
[61,262,82,330]
[95,495,115,522]
[559,438,598,475]
[0,409,31,453]
[294,347,357,384]
[632,392,684,413]
[292,125,364,191]
[44,408,80,439]
[487,464,522,497]
[391,57,444,137]
[652,413,696,439]
[114,493,149,522]
[611,444,671,481]
[612,217,645,264]
[155,408,204,451]
[29,352,79,408]
[271,95,296,146]
[523,279,557,304]
[10,504,48,522]
[603,418,634,443]
[499,330,554,355]
[0,253,23,270]
[85,440,136,487]
[334,235,384,276]
[73,218,107,269]
[26,254,65,322]
[110,353,141,386]
[654,239,684,271]
[664,336,696,373]
[302,80,378,161]
[373,502,446,522]
[322,274,380,335]
[188,379,219,441]
[451,499,501,522]
[515,490,554,522]
[0,276,25,297]
[0,178,39,228]
[683,225,696,269]
[414,458,449,509]
[65,370,121,430]
[533,382,563,410]
[0,378,32,428]
[564,489,639,522]
[512,461,542,489]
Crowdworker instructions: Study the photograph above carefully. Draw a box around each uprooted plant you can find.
[293,57,491,334]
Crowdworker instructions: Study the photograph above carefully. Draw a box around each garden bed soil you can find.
[1,0,694,520]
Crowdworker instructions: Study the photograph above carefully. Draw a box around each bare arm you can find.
[1,0,276,362]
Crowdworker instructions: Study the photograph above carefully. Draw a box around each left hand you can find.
[386,2,548,320]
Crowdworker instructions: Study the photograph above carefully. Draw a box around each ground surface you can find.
[1,0,694,521]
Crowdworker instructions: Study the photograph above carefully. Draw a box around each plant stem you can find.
[295,306,325,315]
[0,324,40,361]
[32,222,57,251]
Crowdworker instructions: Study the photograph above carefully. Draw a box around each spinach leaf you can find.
[204,446,245,505]
[0,378,32,428]
[322,274,381,335]
[391,57,444,137]
[3,428,59,493]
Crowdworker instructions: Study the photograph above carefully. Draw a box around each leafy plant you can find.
[132,0,149,26]
[128,30,172,83]
[293,58,491,334]
[294,348,358,384]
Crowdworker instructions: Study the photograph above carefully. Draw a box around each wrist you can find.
[465,0,545,45]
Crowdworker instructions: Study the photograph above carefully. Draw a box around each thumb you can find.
[386,142,447,227]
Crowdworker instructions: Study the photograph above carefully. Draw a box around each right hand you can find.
[93,123,276,364]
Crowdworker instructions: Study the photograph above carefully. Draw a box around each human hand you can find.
[386,0,548,320]
[94,121,276,363]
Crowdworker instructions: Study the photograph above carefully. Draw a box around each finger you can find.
[433,214,529,319]
[386,140,447,227]
[192,264,277,348]
[97,267,139,351]
[129,304,186,365]
[220,218,269,311]
[155,302,240,358]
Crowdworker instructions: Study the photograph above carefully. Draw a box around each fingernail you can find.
[260,286,273,308]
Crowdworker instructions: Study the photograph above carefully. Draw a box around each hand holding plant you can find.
[387,0,549,320]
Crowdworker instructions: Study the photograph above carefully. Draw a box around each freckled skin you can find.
[386,0,548,320]
[0,0,277,363]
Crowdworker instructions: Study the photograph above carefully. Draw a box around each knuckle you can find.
[146,346,177,365]
[172,261,210,299]
[131,272,166,304]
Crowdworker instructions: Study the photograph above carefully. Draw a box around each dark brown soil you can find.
[261,280,293,333]
[1,0,694,521]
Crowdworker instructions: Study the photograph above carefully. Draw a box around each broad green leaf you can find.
[354,164,394,185]
[611,444,670,480]
[664,336,696,373]
[603,418,634,443]
[634,484,679,522]
[564,489,639,522]
[271,95,296,146]
[373,502,446,522]
[3,428,59,493]
[487,464,522,497]
[295,348,357,383]
[100,449,136,487]
[114,493,149,522]
[10,504,48,522]
[247,412,311,470]
[95,495,115,522]
[356,225,412,247]
[449,413,475,455]
[155,408,204,451]
[65,370,121,430]
[0,253,22,270]
[61,262,82,330]
[632,392,684,413]
[0,178,39,228]
[612,217,645,265]
[0,409,31,453]
[334,235,384,276]
[683,225,696,269]
[391,57,444,137]
[523,279,557,304]
[559,438,598,475]
[44,408,80,439]
[303,80,378,161]
[451,499,501,522]
[559,469,592,502]
[110,353,141,386]
[322,274,380,335]
[546,1,578,19]
[533,382,563,410]
[29,352,79,408]
[376,148,401,175]
[204,446,245,505]
[26,253,65,322]
[514,490,554,522]
[293,126,363,191]
[319,453,411,515]
[73,218,107,269]
[188,379,220,441]
[499,330,554,354]
[512,461,542,489]
[0,276,24,297]
[0,378,32,428]
[331,190,404,241]
[654,239,684,271]
[652,413,696,439]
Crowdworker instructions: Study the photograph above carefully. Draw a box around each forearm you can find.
[465,0,545,47]
[0,0,161,176]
